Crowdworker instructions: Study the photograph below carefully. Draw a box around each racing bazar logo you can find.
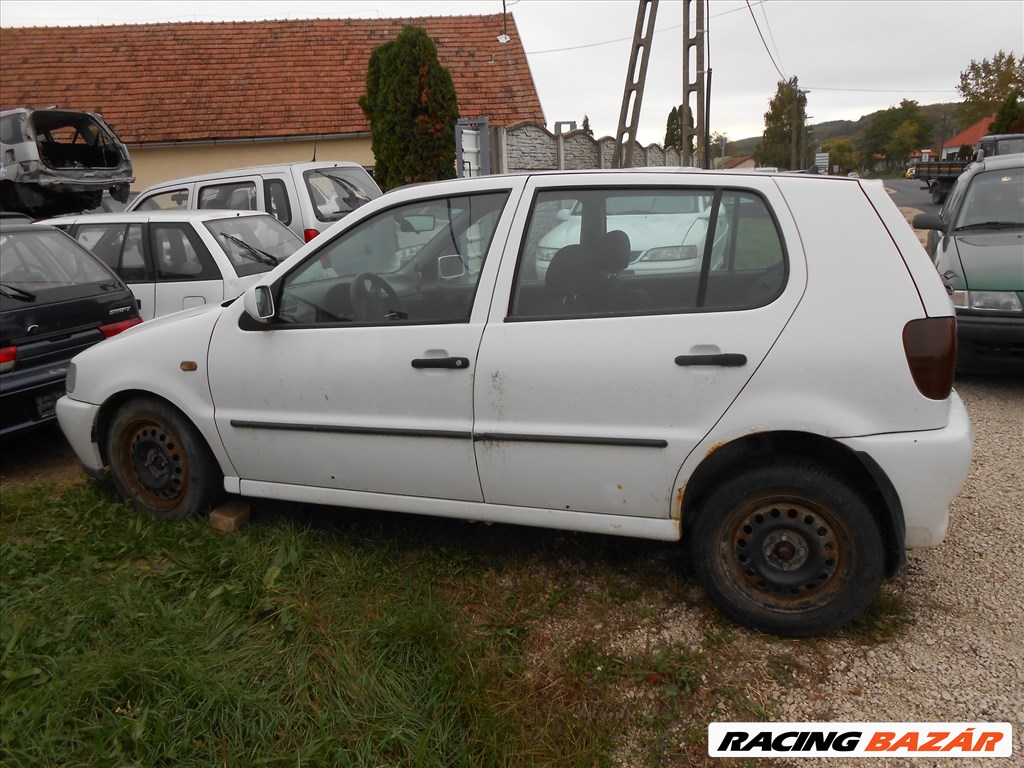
[708,722,1013,758]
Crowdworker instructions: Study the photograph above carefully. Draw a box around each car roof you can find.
[970,152,1024,173]
[137,160,366,187]
[0,220,61,233]
[40,210,272,226]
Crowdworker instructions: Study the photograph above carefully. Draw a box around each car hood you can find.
[951,231,1024,290]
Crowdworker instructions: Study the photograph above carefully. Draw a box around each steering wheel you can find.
[350,272,407,321]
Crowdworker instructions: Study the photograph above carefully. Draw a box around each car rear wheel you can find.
[690,461,883,637]
[106,397,223,520]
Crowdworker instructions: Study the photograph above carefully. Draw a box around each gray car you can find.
[0,108,134,218]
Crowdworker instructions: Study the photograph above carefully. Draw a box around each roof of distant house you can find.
[943,116,996,149]
[0,15,545,145]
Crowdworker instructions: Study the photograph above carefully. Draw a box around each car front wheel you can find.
[691,461,884,637]
[106,397,223,520]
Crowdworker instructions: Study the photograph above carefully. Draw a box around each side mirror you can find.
[437,254,465,281]
[243,284,275,323]
[556,209,571,222]
[912,213,945,232]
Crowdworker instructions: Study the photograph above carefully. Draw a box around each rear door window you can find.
[73,222,151,282]
[135,188,190,211]
[510,187,786,318]
[197,181,258,211]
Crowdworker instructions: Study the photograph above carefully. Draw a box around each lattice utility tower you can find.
[681,0,707,168]
[612,0,659,168]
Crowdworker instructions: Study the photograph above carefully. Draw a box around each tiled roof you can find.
[943,116,995,149]
[0,15,545,144]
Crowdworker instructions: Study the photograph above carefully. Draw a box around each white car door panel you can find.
[208,320,485,500]
[206,185,516,502]
[473,176,801,519]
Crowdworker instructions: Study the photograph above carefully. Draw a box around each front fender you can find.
[64,303,236,477]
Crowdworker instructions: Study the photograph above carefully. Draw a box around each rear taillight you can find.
[99,317,143,338]
[303,228,320,243]
[0,346,16,374]
[903,317,957,400]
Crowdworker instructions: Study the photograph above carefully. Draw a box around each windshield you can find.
[204,215,305,276]
[954,167,1024,230]
[0,229,117,300]
[304,168,381,223]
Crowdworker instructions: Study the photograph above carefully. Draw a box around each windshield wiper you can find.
[954,221,1023,231]
[220,233,279,265]
[0,282,37,302]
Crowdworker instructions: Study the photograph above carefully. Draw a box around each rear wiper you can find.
[953,221,1022,231]
[0,282,37,302]
[220,233,279,265]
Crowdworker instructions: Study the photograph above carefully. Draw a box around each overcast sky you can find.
[2,0,1022,145]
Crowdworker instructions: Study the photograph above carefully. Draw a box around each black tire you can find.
[690,461,883,637]
[106,397,224,520]
[931,185,944,205]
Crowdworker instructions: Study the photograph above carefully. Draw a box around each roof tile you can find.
[1,15,545,144]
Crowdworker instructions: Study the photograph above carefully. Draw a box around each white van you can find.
[128,161,382,243]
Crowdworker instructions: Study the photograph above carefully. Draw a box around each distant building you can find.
[0,16,545,189]
[941,116,996,159]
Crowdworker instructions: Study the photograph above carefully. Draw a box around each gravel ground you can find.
[762,372,1024,768]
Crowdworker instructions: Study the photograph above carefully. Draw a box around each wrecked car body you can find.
[1,108,134,218]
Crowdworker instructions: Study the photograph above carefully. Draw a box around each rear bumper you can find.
[839,390,973,549]
[54,395,105,472]
[0,367,67,437]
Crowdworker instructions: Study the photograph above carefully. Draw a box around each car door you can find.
[68,220,156,319]
[149,221,226,317]
[473,175,803,520]
[207,184,517,501]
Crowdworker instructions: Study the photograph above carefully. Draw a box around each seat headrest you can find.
[596,230,631,273]
[545,244,587,297]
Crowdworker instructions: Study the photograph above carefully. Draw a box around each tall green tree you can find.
[822,137,858,175]
[957,50,1024,125]
[756,77,807,170]
[989,92,1024,133]
[582,114,594,138]
[663,105,695,152]
[858,100,933,170]
[359,26,460,191]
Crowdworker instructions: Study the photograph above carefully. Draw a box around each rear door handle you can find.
[675,353,747,367]
[411,357,470,369]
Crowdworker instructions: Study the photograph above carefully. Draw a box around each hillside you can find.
[725,101,967,158]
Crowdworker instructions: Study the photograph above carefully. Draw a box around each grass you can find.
[1,476,911,767]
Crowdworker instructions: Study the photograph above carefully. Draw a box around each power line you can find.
[745,0,786,81]
[525,1,759,56]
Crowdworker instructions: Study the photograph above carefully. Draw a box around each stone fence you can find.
[490,120,685,173]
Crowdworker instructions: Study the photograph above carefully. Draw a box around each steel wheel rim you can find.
[117,417,188,512]
[721,495,853,614]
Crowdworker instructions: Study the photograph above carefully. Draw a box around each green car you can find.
[914,153,1024,371]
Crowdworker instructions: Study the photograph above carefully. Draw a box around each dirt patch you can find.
[0,423,85,491]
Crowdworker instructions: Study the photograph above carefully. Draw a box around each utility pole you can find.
[681,0,706,168]
[612,0,659,168]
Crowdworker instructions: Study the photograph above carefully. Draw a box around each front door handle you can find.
[411,357,470,370]
[675,353,747,367]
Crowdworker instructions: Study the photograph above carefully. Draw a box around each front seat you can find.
[539,244,589,315]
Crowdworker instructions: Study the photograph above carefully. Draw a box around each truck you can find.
[912,133,1023,204]
[912,160,970,204]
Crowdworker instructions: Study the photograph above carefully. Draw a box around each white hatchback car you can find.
[42,210,304,320]
[56,169,972,637]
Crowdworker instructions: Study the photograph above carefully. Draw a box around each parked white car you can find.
[56,169,972,637]
[127,161,382,243]
[42,210,304,320]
